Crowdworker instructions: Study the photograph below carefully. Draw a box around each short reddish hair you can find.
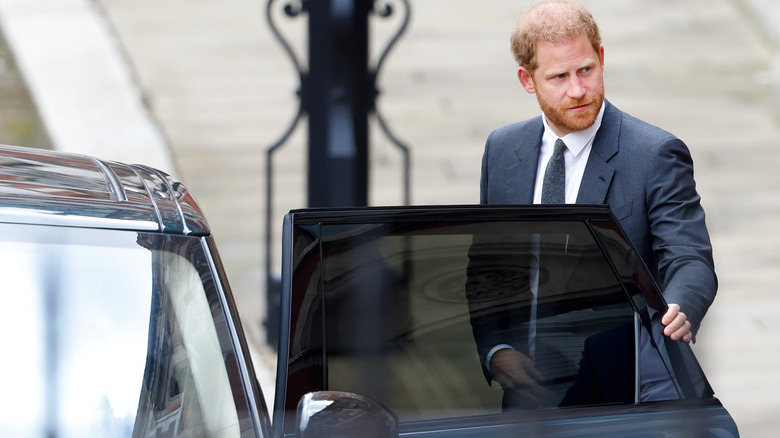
[510,0,602,74]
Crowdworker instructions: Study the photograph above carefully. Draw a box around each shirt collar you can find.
[542,102,606,157]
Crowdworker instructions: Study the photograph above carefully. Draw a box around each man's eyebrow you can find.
[545,70,568,78]
[544,60,598,77]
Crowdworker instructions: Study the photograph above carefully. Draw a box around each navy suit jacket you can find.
[479,100,716,332]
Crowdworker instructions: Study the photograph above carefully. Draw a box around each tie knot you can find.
[554,138,567,155]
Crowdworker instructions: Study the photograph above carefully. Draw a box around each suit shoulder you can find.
[618,110,678,144]
[487,116,543,148]
[490,117,541,134]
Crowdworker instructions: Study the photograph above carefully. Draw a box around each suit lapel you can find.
[510,118,544,204]
[577,101,620,204]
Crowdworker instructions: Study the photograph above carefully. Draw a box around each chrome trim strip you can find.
[634,312,641,405]
[126,164,167,232]
[145,165,190,234]
[132,165,184,234]
[131,164,209,236]
[90,157,127,201]
[0,206,159,231]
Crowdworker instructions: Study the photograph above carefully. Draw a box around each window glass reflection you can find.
[288,220,644,423]
[134,235,240,438]
[0,224,240,438]
[0,227,151,437]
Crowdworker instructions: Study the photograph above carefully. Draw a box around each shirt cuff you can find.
[486,344,515,376]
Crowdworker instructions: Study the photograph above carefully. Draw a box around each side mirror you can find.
[295,391,399,438]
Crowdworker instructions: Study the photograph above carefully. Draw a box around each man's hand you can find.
[662,303,692,342]
[490,349,555,408]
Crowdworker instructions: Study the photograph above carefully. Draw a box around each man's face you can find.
[517,32,605,137]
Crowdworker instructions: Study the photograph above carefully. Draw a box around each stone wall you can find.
[739,0,780,46]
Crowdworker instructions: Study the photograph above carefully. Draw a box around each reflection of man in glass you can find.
[560,249,677,406]
[466,232,556,410]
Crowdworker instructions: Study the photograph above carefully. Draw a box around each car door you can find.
[274,205,738,437]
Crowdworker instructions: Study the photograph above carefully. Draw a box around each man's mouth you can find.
[569,102,592,112]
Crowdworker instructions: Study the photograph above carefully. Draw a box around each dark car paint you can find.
[275,205,739,437]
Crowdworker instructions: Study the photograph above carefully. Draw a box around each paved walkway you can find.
[2,0,778,435]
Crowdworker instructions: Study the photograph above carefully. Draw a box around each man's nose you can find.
[567,77,586,99]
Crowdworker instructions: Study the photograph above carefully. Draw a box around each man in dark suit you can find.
[475,0,717,403]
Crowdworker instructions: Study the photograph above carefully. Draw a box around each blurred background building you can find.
[0,0,778,435]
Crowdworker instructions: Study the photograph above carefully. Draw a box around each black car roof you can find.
[0,144,209,235]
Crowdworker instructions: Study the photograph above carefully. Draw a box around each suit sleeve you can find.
[480,130,493,204]
[645,137,717,333]
[466,234,534,384]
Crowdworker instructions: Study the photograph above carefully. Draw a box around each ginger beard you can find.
[535,80,605,134]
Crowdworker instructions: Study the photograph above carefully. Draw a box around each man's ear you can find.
[599,45,605,69]
[517,67,536,94]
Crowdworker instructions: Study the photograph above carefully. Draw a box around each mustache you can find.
[565,98,596,108]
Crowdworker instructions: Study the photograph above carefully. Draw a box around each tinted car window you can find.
[0,223,251,437]
[280,212,685,430]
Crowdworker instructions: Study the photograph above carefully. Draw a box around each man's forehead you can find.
[534,34,600,67]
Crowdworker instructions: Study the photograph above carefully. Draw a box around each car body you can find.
[0,144,270,437]
[0,144,738,437]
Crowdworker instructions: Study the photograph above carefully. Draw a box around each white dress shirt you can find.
[533,103,605,204]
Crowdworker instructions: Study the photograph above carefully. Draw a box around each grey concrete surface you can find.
[0,27,50,148]
[0,0,175,172]
[1,0,779,435]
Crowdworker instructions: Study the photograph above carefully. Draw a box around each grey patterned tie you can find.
[541,138,567,204]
